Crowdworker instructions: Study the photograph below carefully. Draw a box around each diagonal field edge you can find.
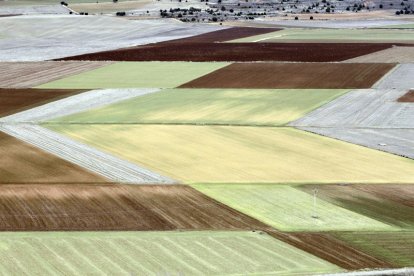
[0,124,177,184]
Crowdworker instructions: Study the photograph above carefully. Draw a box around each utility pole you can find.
[312,188,318,219]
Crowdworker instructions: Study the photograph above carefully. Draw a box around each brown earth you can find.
[179,62,395,89]
[0,132,106,184]
[0,61,112,88]
[354,184,414,208]
[58,42,397,62]
[268,230,393,269]
[0,88,85,117]
[397,90,414,102]
[0,184,269,231]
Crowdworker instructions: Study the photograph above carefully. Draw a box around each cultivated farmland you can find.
[0,231,341,275]
[0,184,269,231]
[193,184,394,232]
[0,88,85,117]
[334,231,414,267]
[398,90,414,102]
[0,132,106,184]
[179,63,395,89]
[38,62,229,89]
[46,125,414,183]
[352,185,414,208]
[49,88,347,126]
[343,46,414,63]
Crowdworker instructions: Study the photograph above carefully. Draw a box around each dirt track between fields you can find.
[398,90,414,102]
[59,42,397,62]
[180,63,395,89]
[0,184,269,231]
[0,131,106,184]
[0,88,85,117]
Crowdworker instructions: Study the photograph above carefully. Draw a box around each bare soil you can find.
[58,43,396,62]
[0,184,269,231]
[354,184,414,208]
[0,132,107,184]
[0,88,85,117]
[179,62,395,89]
[397,90,414,102]
[0,61,111,88]
[268,231,393,269]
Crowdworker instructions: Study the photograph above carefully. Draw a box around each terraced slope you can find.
[0,131,106,184]
[0,184,268,231]
[0,231,341,275]
[50,89,347,126]
[47,125,414,183]
[37,62,228,89]
[193,185,394,232]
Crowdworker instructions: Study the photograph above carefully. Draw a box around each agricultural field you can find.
[193,184,395,232]
[343,46,414,63]
[38,62,229,89]
[0,231,341,275]
[398,90,414,102]
[179,63,395,89]
[46,125,414,183]
[232,28,414,43]
[49,88,347,126]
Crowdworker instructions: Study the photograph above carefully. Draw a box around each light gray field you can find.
[344,47,414,63]
[374,64,414,89]
[0,123,177,184]
[0,15,222,61]
[0,88,160,122]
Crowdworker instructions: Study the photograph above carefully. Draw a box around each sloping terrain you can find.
[179,63,395,89]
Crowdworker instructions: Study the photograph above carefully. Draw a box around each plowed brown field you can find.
[268,231,393,269]
[0,132,106,184]
[0,61,111,88]
[398,90,414,102]
[58,43,394,62]
[354,184,414,208]
[0,88,85,117]
[179,63,395,89]
[0,184,269,231]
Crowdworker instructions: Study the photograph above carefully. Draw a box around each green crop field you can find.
[334,231,414,267]
[380,24,414,29]
[37,62,228,89]
[0,231,340,275]
[193,185,394,232]
[46,125,414,184]
[231,28,414,42]
[50,88,347,126]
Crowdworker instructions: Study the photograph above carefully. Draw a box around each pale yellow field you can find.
[48,125,414,184]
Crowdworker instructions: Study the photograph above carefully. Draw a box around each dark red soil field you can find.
[0,184,269,231]
[397,90,414,102]
[268,231,393,269]
[58,43,396,62]
[0,132,106,184]
[161,27,282,43]
[0,88,85,117]
[179,62,395,89]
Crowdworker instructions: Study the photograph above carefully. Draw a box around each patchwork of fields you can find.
[1,17,414,275]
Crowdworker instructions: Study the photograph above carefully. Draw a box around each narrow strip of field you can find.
[48,89,347,126]
[343,46,414,63]
[0,124,175,184]
[1,88,159,123]
[38,62,229,89]
[0,184,269,231]
[398,90,414,102]
[0,131,106,184]
[179,63,395,89]
[298,184,414,229]
[0,88,85,117]
[334,231,414,267]
[0,61,111,88]
[267,231,393,270]
[60,43,395,62]
[232,28,414,43]
[193,184,394,232]
[0,231,341,275]
[46,125,414,183]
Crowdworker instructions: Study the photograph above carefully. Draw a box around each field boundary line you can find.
[319,267,414,276]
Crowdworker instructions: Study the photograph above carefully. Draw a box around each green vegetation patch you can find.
[37,62,228,89]
[232,28,414,42]
[46,125,414,184]
[50,88,347,126]
[0,231,340,275]
[193,184,394,232]
[334,231,414,267]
